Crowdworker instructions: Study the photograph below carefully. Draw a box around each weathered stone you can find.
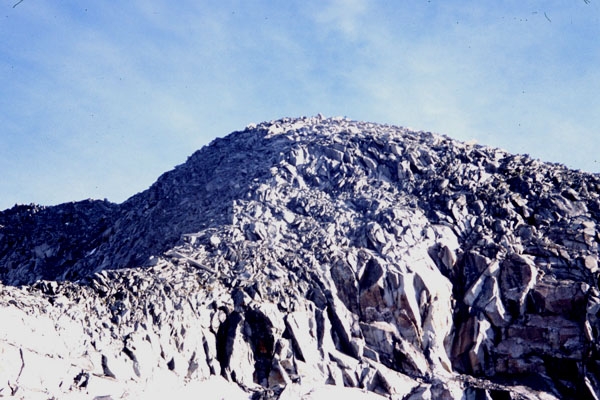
[529,278,588,316]
[499,254,537,317]
[1,116,599,399]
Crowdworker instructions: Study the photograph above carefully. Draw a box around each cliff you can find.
[1,116,599,399]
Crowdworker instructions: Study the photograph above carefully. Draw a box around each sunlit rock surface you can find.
[1,116,600,399]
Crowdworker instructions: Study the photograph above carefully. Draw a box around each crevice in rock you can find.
[245,309,275,386]
[326,302,358,359]
[282,320,305,362]
[101,354,116,379]
[122,345,140,377]
[167,357,175,371]
[215,311,243,376]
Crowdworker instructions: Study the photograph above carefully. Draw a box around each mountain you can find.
[1,116,599,399]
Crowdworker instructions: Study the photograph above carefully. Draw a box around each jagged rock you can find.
[500,253,538,317]
[1,116,600,398]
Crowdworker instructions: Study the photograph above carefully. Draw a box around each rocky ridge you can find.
[1,116,600,399]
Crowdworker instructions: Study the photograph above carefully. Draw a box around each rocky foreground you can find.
[1,116,600,399]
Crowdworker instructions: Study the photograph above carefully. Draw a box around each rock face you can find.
[1,115,600,399]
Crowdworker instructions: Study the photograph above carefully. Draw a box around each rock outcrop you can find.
[1,116,600,399]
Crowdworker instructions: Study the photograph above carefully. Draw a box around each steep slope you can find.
[1,116,600,399]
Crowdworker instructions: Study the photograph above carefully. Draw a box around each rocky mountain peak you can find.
[1,116,600,399]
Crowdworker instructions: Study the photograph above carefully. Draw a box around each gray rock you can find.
[1,116,600,399]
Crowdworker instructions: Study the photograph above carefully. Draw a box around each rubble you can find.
[1,116,599,398]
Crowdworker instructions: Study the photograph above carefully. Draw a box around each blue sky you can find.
[1,1,599,210]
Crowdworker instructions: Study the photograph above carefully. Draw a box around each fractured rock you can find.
[1,116,600,399]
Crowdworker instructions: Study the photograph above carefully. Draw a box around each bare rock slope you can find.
[1,116,600,399]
